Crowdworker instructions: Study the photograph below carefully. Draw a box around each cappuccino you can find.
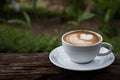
[62,30,112,63]
[63,30,100,46]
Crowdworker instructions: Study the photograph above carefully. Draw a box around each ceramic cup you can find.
[62,30,113,63]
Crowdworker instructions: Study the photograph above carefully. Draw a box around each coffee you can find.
[62,30,112,63]
[63,30,100,46]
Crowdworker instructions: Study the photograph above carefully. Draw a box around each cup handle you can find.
[98,42,113,56]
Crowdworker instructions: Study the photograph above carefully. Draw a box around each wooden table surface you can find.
[0,53,119,80]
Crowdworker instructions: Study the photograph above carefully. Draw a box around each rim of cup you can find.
[62,30,103,47]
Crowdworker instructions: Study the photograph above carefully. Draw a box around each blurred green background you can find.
[0,0,120,53]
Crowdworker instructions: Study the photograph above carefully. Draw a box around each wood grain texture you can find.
[0,53,119,80]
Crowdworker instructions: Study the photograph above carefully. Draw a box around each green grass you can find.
[0,24,119,53]
[0,24,61,53]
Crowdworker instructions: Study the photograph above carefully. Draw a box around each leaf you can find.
[67,21,79,27]
[7,12,31,28]
[104,9,111,23]
[7,19,27,26]
[23,12,31,28]
[78,12,95,22]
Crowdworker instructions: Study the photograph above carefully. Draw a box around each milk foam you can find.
[64,31,99,46]
[80,34,93,40]
[68,34,93,46]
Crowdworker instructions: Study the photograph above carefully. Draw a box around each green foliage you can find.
[94,0,120,17]
[94,0,120,23]
[0,25,61,53]
[65,0,87,20]
[109,37,120,53]
[7,12,31,28]
[38,35,61,52]
[101,21,120,38]
[0,11,31,28]
[67,12,95,28]
[23,12,31,28]
[68,0,86,12]
[78,12,95,22]
[104,9,111,23]
[0,0,120,53]
[97,30,120,53]
[64,0,95,27]
[94,0,120,22]
[94,0,120,38]
[22,7,61,18]
[22,7,61,24]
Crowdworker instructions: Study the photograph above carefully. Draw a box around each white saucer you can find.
[49,46,115,71]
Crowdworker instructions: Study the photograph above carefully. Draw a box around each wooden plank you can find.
[0,53,119,80]
[0,53,61,80]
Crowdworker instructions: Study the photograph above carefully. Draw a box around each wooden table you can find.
[0,53,119,80]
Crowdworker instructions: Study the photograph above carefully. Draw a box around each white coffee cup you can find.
[62,30,113,63]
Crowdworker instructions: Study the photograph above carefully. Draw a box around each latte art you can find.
[64,31,100,46]
[80,34,93,40]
